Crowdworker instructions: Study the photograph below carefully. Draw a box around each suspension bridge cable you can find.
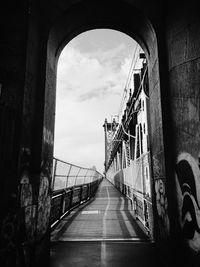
[118,44,143,118]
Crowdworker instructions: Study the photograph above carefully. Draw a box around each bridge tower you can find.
[103,118,118,173]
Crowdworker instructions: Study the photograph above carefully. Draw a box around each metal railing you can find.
[51,157,102,190]
[50,157,103,228]
[106,152,152,236]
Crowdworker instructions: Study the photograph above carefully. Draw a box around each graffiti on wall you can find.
[175,152,200,252]
[20,171,37,242]
[0,146,35,267]
[20,172,32,208]
[37,176,51,237]
[19,147,37,242]
[43,127,53,146]
[0,212,22,267]
[155,179,170,232]
[153,156,170,236]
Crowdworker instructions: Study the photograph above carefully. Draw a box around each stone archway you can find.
[0,1,175,266]
[45,0,168,242]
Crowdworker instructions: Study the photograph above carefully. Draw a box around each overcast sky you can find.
[54,29,138,174]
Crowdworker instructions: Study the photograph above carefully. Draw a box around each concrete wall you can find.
[0,2,53,266]
[166,2,200,255]
[0,2,30,266]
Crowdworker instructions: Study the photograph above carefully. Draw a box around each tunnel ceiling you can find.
[39,0,167,62]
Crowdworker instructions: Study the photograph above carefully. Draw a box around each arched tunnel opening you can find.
[46,2,167,265]
[50,29,155,266]
[1,1,200,267]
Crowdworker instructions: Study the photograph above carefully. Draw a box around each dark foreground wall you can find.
[166,0,200,258]
[0,2,53,266]
[0,1,200,266]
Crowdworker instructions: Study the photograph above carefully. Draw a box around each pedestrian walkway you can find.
[50,179,163,267]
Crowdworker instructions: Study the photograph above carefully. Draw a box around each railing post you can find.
[84,169,89,184]
[79,185,83,203]
[61,191,65,216]
[66,164,72,188]
[52,158,57,190]
[75,167,81,186]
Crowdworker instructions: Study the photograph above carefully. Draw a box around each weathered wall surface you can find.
[166,2,200,255]
[147,23,171,240]
[0,3,30,266]
[0,2,53,266]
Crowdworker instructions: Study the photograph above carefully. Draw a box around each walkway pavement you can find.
[50,179,164,267]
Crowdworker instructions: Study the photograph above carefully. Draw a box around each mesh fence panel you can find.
[52,158,103,190]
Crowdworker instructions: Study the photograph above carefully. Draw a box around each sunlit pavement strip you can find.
[101,185,111,266]
[57,237,148,241]
[50,180,162,267]
[81,210,99,214]
[51,179,148,242]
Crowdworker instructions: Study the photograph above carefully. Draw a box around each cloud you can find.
[57,43,133,101]
[78,87,106,101]
[84,43,126,65]
[78,81,121,101]
[54,30,138,173]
